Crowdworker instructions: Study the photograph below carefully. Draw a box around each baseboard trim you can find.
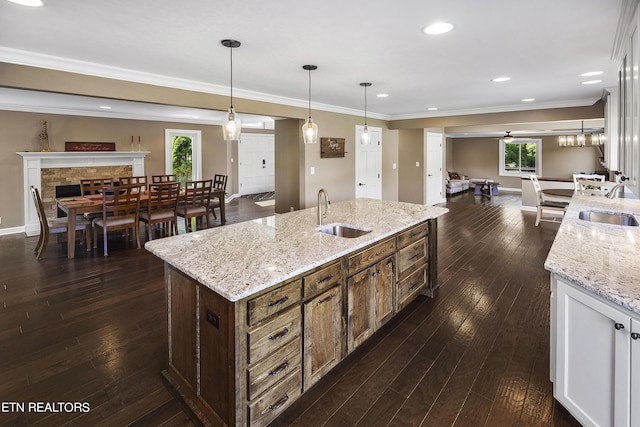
[0,225,26,236]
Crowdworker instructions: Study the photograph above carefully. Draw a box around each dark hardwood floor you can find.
[0,194,580,426]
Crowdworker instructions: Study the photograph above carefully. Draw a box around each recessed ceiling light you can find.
[492,77,511,83]
[427,107,438,111]
[7,0,46,7]
[422,22,454,35]
[581,79,603,85]
[521,98,535,102]
[580,71,603,77]
[376,93,389,98]
[99,105,112,110]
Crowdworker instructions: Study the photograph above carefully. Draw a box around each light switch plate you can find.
[310,167,315,175]
[392,163,397,169]
[416,162,420,167]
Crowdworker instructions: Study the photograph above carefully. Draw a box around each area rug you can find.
[242,192,275,201]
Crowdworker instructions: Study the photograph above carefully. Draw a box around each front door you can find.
[355,125,382,199]
[238,133,275,196]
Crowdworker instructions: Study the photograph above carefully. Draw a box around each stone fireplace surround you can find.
[17,151,149,236]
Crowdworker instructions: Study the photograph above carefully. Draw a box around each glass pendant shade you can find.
[566,135,575,146]
[223,107,242,141]
[576,133,586,147]
[302,65,319,144]
[360,82,372,145]
[559,135,567,146]
[221,39,242,141]
[302,117,318,144]
[361,125,370,145]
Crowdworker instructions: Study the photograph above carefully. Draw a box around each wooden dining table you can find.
[57,188,226,258]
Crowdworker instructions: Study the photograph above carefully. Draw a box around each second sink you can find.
[318,223,372,238]
[578,210,639,226]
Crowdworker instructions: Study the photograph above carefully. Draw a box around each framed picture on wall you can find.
[320,137,345,158]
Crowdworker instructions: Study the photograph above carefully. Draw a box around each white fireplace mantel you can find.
[17,151,149,235]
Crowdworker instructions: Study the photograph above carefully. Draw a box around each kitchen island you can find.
[146,198,448,427]
[545,195,640,427]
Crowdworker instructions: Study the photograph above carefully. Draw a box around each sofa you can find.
[446,171,470,195]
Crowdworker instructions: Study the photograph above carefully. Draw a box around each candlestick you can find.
[138,136,141,152]
[131,135,134,152]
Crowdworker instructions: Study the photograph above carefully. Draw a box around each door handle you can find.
[358,183,365,186]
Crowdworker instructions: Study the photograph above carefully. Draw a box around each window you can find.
[499,138,541,176]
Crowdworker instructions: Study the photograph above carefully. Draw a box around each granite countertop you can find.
[544,194,640,315]
[145,198,449,302]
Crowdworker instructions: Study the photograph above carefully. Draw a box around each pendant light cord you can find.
[308,67,312,120]
[229,46,234,109]
[364,84,368,125]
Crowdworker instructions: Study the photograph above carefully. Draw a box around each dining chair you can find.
[572,173,605,192]
[152,174,177,183]
[30,185,92,260]
[177,179,212,232]
[120,176,148,191]
[530,175,568,226]
[80,178,114,195]
[578,179,608,196]
[92,184,142,256]
[139,181,180,240]
[210,174,228,221]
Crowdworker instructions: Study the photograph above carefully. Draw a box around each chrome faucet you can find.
[605,183,626,199]
[317,188,329,225]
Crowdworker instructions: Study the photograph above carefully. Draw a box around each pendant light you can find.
[302,65,318,144]
[576,121,586,147]
[360,82,372,145]
[221,39,242,141]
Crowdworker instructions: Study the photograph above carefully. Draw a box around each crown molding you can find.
[611,0,639,61]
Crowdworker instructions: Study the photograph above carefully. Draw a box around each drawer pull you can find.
[318,294,334,304]
[632,332,640,340]
[267,296,289,308]
[614,322,625,330]
[268,360,289,376]
[409,232,421,239]
[409,254,420,261]
[267,393,289,412]
[269,327,289,341]
[315,274,334,284]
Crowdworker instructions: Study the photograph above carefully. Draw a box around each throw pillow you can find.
[448,171,461,180]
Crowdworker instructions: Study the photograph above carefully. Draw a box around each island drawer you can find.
[397,266,426,310]
[397,222,428,249]
[397,239,426,277]
[348,238,396,274]
[248,368,302,427]
[303,261,343,297]
[247,337,301,400]
[247,280,301,326]
[247,306,301,364]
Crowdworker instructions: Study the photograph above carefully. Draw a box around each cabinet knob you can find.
[632,332,640,340]
[614,322,625,330]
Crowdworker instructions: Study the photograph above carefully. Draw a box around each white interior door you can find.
[355,125,382,199]
[238,133,275,195]
[425,131,444,205]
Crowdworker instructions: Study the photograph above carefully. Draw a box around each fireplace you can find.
[17,151,149,235]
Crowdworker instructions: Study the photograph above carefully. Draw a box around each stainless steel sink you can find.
[317,223,372,238]
[578,210,639,226]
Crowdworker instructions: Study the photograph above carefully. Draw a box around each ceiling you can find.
[0,0,623,126]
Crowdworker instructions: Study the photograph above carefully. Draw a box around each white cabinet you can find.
[553,276,638,427]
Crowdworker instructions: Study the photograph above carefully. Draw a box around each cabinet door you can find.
[374,258,395,330]
[303,286,343,390]
[555,279,630,427]
[347,268,374,353]
[632,318,640,427]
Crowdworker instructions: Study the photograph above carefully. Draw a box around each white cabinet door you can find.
[632,318,640,427]
[555,279,631,427]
